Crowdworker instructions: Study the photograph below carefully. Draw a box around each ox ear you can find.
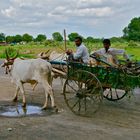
[1,63,5,67]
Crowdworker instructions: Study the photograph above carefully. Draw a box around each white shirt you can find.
[73,44,89,63]
[94,48,129,64]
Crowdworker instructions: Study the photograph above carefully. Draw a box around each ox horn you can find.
[45,49,50,54]
[38,50,50,59]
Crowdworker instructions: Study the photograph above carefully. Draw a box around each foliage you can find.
[86,36,94,43]
[22,33,33,42]
[86,38,102,43]
[123,17,140,41]
[0,33,5,42]
[68,32,79,41]
[110,37,125,43]
[44,40,54,46]
[44,40,59,47]
[0,41,139,60]
[35,34,46,42]
[3,47,18,58]
[14,34,22,43]
[128,40,138,48]
[52,32,63,41]
[6,35,22,43]
[6,36,15,43]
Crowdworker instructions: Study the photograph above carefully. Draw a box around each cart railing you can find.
[67,61,140,90]
[49,58,140,90]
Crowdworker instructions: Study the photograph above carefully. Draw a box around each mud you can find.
[0,60,140,140]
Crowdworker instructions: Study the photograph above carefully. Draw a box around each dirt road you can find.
[0,60,140,140]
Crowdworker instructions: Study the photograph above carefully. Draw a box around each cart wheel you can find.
[103,88,128,101]
[63,70,103,117]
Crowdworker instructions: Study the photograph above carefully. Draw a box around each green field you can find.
[0,41,140,60]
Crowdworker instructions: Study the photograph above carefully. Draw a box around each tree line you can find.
[0,17,140,44]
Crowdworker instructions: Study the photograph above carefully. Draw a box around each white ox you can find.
[2,58,55,110]
[49,51,67,61]
[37,50,67,61]
[38,50,68,74]
[37,50,68,91]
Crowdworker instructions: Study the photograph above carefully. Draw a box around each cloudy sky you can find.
[0,0,140,38]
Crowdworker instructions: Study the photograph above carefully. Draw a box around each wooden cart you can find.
[50,58,140,117]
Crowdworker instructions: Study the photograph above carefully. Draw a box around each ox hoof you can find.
[22,103,26,108]
[12,97,18,102]
[49,106,58,113]
[53,106,58,113]
[41,106,47,110]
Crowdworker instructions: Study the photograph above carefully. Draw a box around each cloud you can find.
[0,0,139,37]
[1,6,17,18]
[50,6,113,17]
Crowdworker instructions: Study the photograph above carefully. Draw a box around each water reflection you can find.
[0,104,42,117]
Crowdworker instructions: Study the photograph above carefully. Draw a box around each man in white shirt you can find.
[66,37,89,63]
[92,39,130,65]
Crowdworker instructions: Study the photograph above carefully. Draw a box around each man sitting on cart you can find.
[66,36,89,63]
[92,39,130,66]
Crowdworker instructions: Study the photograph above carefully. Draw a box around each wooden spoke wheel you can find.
[63,70,103,117]
[103,88,128,101]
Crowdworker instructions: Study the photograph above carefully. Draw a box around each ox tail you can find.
[47,65,53,86]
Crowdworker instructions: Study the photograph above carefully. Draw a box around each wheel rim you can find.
[103,88,128,101]
[63,70,103,117]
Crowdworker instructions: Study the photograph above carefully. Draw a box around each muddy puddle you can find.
[0,103,56,117]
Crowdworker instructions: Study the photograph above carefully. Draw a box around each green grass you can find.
[0,41,140,60]
[126,47,140,60]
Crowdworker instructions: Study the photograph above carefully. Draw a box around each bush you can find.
[44,40,55,47]
[128,41,138,48]
[110,37,125,43]
[44,40,63,48]
[3,47,19,58]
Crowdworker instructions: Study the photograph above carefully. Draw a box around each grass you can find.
[0,41,140,60]
[126,47,140,60]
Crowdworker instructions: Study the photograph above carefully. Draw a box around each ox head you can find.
[37,50,50,60]
[1,50,19,74]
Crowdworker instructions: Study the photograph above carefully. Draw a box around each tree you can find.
[68,33,79,41]
[86,36,94,42]
[110,37,125,43]
[35,34,46,42]
[14,35,22,43]
[6,36,15,43]
[123,17,140,41]
[0,33,6,42]
[22,33,33,42]
[52,32,63,41]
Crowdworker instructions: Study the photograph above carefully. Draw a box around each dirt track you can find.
[0,60,140,140]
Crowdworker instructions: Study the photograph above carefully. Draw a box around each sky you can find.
[0,0,140,38]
